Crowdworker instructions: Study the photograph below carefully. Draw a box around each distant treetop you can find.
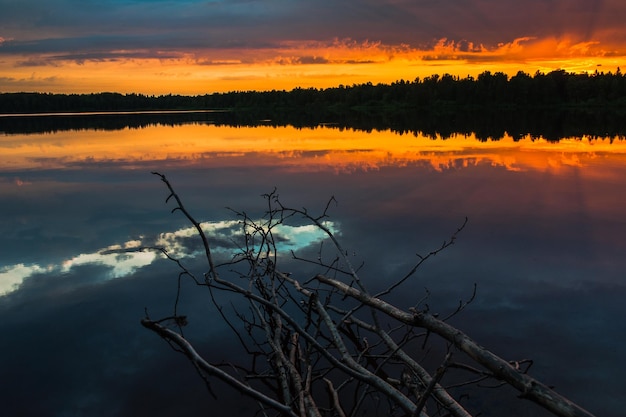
[1,69,625,114]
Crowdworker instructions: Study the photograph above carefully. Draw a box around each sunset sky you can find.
[1,0,626,94]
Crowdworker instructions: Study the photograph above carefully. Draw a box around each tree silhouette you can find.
[3,69,626,114]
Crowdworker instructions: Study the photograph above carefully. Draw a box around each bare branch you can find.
[375,217,468,299]
[314,274,597,417]
[141,175,598,417]
[152,172,219,281]
[141,318,299,417]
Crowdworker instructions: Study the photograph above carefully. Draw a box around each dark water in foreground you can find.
[1,113,625,416]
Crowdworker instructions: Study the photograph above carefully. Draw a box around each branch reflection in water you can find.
[0,115,624,417]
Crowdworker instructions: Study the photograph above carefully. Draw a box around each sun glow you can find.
[1,36,624,94]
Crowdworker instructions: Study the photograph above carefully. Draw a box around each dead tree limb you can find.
[315,274,597,417]
[140,172,598,417]
[141,318,299,417]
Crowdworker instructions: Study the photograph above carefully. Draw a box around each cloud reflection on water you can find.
[1,218,336,298]
[1,121,626,417]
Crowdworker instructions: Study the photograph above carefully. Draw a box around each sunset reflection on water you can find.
[1,120,626,417]
[2,123,626,175]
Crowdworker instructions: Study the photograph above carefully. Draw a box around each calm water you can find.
[1,115,625,416]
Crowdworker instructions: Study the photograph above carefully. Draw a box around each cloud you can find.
[1,0,625,93]
[2,0,625,57]
[0,263,47,296]
[2,33,621,72]
[0,217,338,298]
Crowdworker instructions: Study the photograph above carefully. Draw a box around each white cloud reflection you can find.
[0,263,47,296]
[1,219,337,298]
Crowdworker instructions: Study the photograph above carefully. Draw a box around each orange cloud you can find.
[1,35,625,94]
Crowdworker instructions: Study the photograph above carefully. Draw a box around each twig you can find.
[141,318,299,417]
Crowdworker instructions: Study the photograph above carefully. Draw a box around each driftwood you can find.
[140,172,596,417]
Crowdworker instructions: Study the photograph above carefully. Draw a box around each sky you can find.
[1,0,626,94]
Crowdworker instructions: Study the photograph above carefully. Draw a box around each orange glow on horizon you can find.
[1,36,625,94]
[2,124,626,178]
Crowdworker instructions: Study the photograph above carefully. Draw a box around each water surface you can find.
[1,116,624,416]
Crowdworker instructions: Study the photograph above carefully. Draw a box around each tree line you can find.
[1,69,626,114]
[2,105,625,143]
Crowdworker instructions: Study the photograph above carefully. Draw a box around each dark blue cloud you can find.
[1,0,625,62]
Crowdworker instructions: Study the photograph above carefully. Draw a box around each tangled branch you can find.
[140,172,596,417]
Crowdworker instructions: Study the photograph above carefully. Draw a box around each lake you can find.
[1,112,625,416]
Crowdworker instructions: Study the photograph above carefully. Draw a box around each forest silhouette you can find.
[2,69,626,141]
